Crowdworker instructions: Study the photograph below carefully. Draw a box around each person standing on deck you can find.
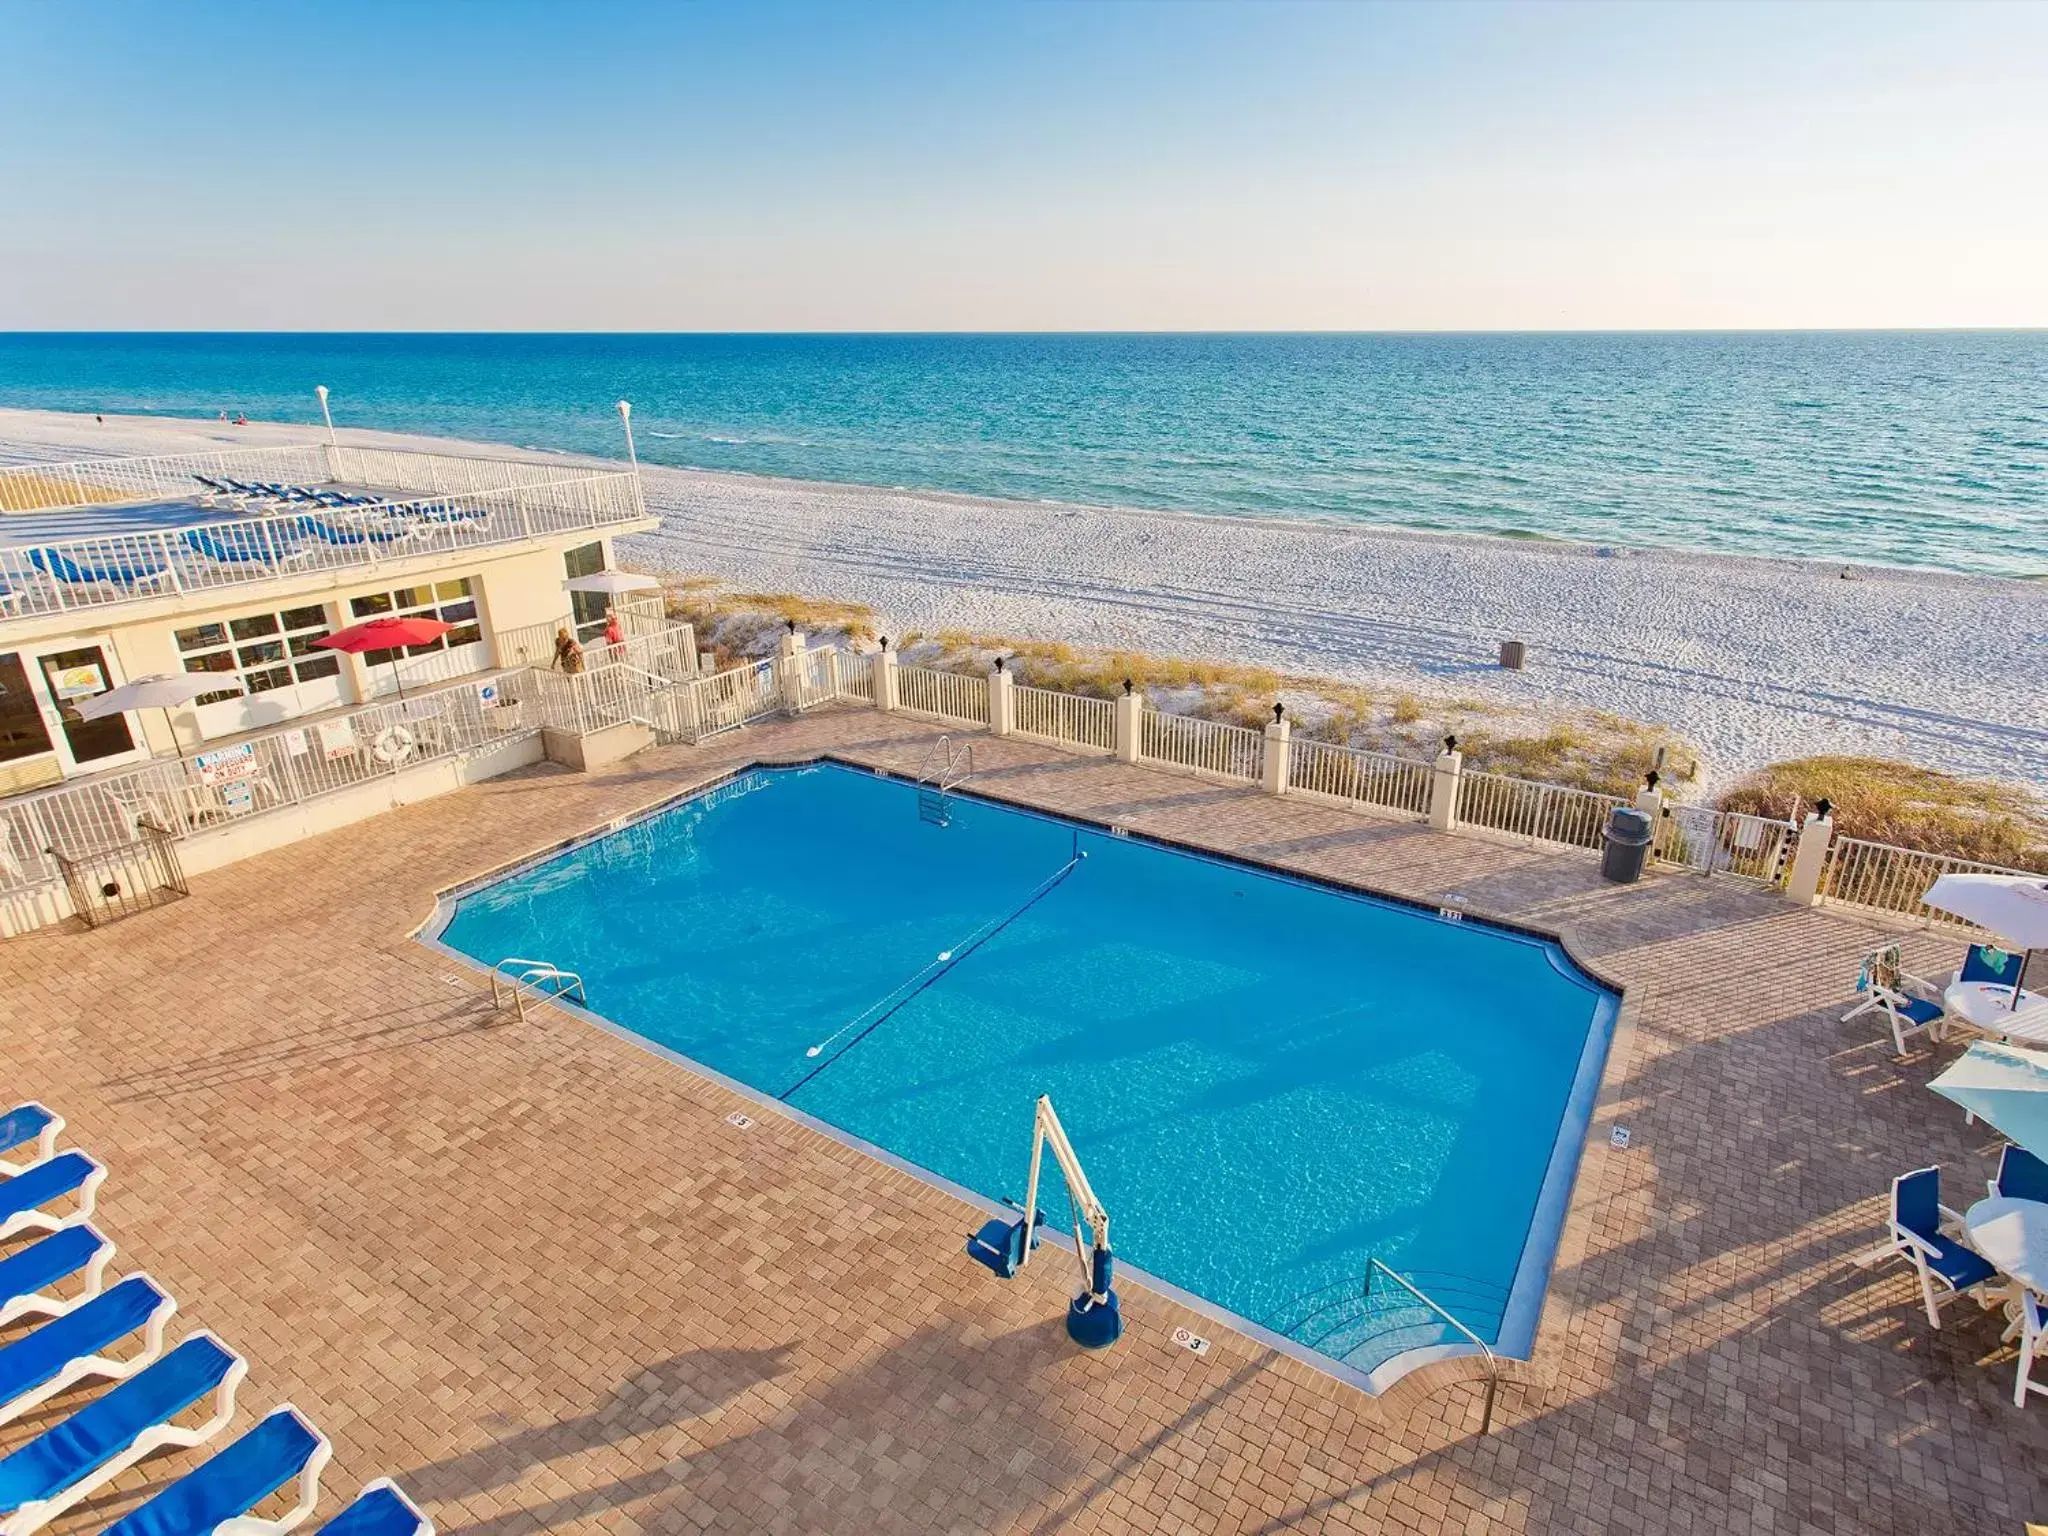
[553,626,585,675]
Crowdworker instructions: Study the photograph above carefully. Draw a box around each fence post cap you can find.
[1122,677,1134,695]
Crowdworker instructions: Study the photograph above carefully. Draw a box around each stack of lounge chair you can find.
[0,1103,430,1536]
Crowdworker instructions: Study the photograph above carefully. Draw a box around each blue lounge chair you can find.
[0,1103,61,1174]
[27,547,171,592]
[182,527,308,571]
[403,504,491,534]
[1990,1144,2048,1203]
[317,1482,432,1536]
[102,1406,330,1536]
[0,1152,105,1241]
[0,1274,175,1428]
[289,515,413,549]
[0,1332,243,1536]
[1868,1167,1998,1329]
[0,1225,114,1327]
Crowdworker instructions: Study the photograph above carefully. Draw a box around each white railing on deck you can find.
[1014,686,1115,753]
[1140,710,1264,782]
[0,445,329,512]
[0,474,648,619]
[1457,770,1624,852]
[1288,737,1431,816]
[1821,839,2043,929]
[0,676,534,893]
[897,665,991,726]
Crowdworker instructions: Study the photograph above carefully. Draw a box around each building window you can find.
[176,603,339,704]
[564,542,607,635]
[348,578,481,667]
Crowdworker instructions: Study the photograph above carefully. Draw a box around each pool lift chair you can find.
[965,1095,1123,1350]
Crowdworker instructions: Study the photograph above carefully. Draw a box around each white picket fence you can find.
[5,634,2033,935]
[1288,738,1433,817]
[0,676,534,892]
[1013,686,1115,753]
[1821,839,2042,931]
[897,665,991,726]
[1456,771,1624,852]
[1140,711,1264,783]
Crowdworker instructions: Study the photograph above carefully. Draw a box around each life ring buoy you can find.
[372,725,417,765]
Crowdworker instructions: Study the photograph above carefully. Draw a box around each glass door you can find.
[0,653,58,768]
[35,646,139,769]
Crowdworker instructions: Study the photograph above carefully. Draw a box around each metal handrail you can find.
[916,735,975,791]
[1366,1258,1499,1434]
[490,957,587,1021]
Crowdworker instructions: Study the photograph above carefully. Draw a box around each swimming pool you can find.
[429,761,1619,1386]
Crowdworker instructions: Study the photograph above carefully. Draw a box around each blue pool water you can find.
[433,762,1618,1378]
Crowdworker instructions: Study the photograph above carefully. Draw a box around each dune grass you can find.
[899,630,1691,798]
[1716,756,2048,867]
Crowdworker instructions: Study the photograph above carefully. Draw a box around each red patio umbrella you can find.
[315,615,454,700]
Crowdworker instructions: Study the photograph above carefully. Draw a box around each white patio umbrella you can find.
[1929,1041,2048,1160]
[73,673,242,759]
[1924,873,2048,1008]
[563,571,661,596]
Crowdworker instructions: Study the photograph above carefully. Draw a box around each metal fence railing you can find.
[1140,710,1264,783]
[0,444,329,512]
[831,650,877,705]
[897,665,991,727]
[1456,770,1625,853]
[1013,686,1115,753]
[1654,805,1797,883]
[0,676,537,896]
[1288,738,1432,817]
[1821,838,2043,929]
[50,820,189,928]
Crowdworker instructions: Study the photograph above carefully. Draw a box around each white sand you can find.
[3,407,2042,792]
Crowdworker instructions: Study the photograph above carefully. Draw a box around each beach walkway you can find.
[2,708,2042,1535]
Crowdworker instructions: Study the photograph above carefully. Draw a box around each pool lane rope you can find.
[781,845,1088,1101]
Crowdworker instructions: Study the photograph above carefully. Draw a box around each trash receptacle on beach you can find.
[1601,806,1654,884]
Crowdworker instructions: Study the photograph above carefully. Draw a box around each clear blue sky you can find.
[1,0,2040,330]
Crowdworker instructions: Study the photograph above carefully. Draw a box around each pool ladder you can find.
[490,957,588,1022]
[915,736,975,827]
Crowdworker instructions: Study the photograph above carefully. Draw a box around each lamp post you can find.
[315,385,337,446]
[616,400,638,471]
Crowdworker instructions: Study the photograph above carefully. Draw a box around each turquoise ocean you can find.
[0,332,2040,577]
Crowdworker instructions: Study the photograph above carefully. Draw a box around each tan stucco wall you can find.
[1,531,622,761]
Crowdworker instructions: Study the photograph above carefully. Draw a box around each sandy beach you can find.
[2,406,2041,791]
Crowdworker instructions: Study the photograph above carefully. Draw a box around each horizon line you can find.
[2,327,2046,339]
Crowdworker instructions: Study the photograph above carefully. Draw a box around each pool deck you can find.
[4,706,2044,1535]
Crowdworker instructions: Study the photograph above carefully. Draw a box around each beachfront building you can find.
[0,439,696,932]
[0,440,662,786]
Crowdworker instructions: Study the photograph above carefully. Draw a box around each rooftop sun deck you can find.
[0,442,650,618]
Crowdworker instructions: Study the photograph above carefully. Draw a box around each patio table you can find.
[1945,981,2048,1044]
[1965,1195,2048,1297]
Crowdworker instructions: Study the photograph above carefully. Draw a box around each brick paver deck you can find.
[4,709,2044,1534]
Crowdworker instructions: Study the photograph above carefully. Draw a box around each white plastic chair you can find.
[1844,943,1948,1054]
[2013,1292,2048,1408]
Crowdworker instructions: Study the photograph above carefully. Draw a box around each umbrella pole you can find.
[390,657,406,701]
[160,706,179,762]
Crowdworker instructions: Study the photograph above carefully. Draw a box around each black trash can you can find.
[1601,806,1654,884]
